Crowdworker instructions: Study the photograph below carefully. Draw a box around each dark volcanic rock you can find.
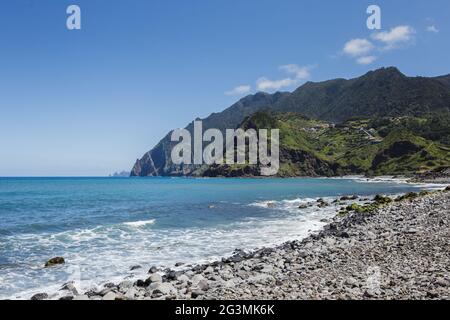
[31,293,48,300]
[44,257,65,267]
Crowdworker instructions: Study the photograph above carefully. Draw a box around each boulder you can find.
[118,280,133,292]
[31,293,48,300]
[191,274,206,285]
[124,288,137,300]
[60,282,79,296]
[197,279,209,291]
[166,270,178,281]
[204,266,214,274]
[152,283,176,296]
[103,292,116,300]
[177,274,190,283]
[191,289,204,299]
[130,265,142,271]
[147,273,163,284]
[44,257,65,267]
[340,195,358,201]
[134,279,146,287]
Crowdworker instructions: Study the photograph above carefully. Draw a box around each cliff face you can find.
[131,67,450,177]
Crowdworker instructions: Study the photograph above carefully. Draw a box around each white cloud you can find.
[372,25,415,49]
[343,38,374,57]
[278,64,313,80]
[255,64,314,92]
[356,56,377,65]
[225,85,251,96]
[426,25,439,33]
[256,77,297,91]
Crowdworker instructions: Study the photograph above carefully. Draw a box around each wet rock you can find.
[340,195,358,201]
[166,270,178,281]
[98,288,113,296]
[148,266,158,274]
[134,279,146,287]
[317,199,329,208]
[31,293,48,300]
[103,282,116,288]
[44,257,65,267]
[130,265,142,271]
[60,282,79,296]
[118,280,133,292]
[337,231,350,238]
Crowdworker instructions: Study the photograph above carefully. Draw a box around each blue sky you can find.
[0,0,449,176]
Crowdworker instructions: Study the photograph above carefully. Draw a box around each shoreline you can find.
[31,183,450,300]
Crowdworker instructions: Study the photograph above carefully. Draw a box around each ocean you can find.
[0,177,431,299]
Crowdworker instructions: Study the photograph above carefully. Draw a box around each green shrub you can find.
[374,194,393,204]
[395,192,418,202]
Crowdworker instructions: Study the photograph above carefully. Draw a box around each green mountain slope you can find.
[195,112,450,177]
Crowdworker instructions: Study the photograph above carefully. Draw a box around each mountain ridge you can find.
[131,67,450,177]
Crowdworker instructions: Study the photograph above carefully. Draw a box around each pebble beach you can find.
[33,185,450,301]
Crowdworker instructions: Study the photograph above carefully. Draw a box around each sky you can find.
[0,0,449,176]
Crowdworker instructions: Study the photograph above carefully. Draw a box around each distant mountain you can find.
[275,67,450,122]
[110,171,130,177]
[131,67,450,177]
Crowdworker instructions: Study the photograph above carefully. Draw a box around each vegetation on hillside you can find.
[132,67,450,177]
[198,111,450,177]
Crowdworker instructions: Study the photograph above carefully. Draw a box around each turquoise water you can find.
[0,177,428,299]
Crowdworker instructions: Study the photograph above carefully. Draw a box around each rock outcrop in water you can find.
[44,257,65,268]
